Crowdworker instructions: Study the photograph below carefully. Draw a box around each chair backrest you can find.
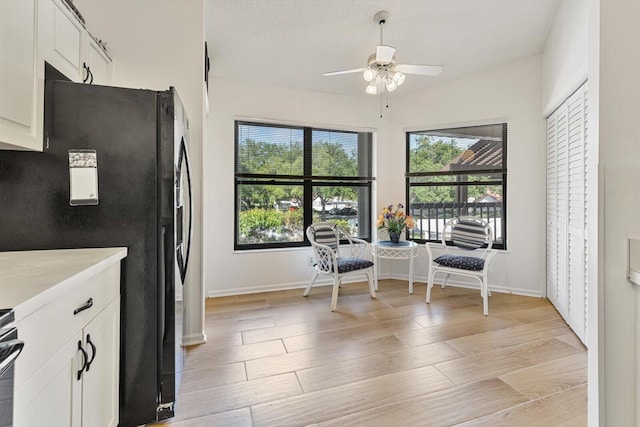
[443,216,493,251]
[307,223,339,252]
[306,223,341,273]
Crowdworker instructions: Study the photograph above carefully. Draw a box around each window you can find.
[235,121,373,250]
[406,123,507,249]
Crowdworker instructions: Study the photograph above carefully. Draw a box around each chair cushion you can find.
[337,257,374,273]
[312,226,338,252]
[451,218,487,250]
[434,254,485,271]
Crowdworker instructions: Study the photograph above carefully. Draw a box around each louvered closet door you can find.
[546,82,588,344]
[546,111,558,306]
[555,103,569,318]
[566,85,587,341]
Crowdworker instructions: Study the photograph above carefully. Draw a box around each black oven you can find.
[0,310,23,427]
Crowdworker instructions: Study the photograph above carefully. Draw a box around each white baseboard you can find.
[206,273,543,299]
[207,274,372,298]
[411,273,543,298]
[181,332,207,347]
[208,280,308,298]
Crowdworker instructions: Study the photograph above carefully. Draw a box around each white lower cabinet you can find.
[81,299,120,427]
[16,331,83,426]
[14,264,121,427]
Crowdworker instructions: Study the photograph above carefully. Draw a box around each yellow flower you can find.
[406,216,415,228]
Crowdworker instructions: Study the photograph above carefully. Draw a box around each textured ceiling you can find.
[205,0,560,98]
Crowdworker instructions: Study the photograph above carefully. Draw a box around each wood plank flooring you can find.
[153,279,587,426]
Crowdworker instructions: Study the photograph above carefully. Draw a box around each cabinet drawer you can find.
[14,262,120,390]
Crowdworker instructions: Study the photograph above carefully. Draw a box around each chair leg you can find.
[426,268,434,303]
[303,270,319,297]
[482,276,489,316]
[442,273,450,289]
[330,276,341,312]
[366,270,376,299]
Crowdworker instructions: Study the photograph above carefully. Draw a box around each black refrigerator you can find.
[0,80,193,426]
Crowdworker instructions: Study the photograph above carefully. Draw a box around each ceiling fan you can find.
[324,11,443,95]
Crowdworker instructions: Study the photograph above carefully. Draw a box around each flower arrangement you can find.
[377,203,415,242]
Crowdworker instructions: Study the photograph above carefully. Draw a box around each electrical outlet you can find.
[307,256,315,266]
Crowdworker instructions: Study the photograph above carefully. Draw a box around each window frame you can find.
[405,123,508,250]
[234,120,374,250]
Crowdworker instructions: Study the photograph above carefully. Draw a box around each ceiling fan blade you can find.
[376,45,396,63]
[395,64,443,76]
[323,68,366,77]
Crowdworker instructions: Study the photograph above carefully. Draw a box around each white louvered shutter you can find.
[555,101,569,319]
[582,83,590,341]
[546,110,558,306]
[566,84,586,341]
[546,81,589,344]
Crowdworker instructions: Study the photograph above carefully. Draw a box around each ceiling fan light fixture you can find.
[322,10,442,105]
[363,68,376,82]
[393,71,406,86]
[365,84,378,95]
[376,45,396,64]
[386,80,398,92]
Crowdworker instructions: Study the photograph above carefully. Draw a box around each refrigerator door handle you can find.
[177,137,193,284]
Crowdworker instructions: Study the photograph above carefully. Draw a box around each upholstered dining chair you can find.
[304,222,376,311]
[425,216,497,315]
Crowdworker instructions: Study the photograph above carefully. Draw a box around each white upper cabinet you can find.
[0,0,113,151]
[39,0,84,82]
[0,0,44,151]
[83,36,113,85]
[40,0,113,85]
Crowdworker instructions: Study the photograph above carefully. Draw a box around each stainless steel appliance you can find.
[0,79,193,426]
[0,310,24,427]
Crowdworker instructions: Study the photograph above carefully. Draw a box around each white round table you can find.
[372,240,419,294]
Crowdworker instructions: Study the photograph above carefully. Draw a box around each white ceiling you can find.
[205,0,560,98]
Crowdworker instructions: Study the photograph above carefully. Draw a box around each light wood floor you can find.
[155,279,587,427]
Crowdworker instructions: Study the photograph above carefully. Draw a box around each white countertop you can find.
[0,247,127,322]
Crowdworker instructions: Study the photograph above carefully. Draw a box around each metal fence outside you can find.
[408,202,503,244]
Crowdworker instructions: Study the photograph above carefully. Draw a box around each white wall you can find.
[541,1,600,423]
[204,78,384,296]
[390,55,545,297]
[74,0,206,345]
[598,1,640,424]
[541,0,590,114]
[205,56,544,298]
